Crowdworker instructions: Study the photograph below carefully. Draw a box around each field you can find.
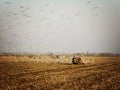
[0,55,120,90]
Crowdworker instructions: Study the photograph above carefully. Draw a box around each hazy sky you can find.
[0,0,120,53]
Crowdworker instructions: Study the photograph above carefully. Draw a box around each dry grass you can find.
[0,55,120,90]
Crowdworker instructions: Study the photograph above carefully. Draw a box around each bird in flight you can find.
[20,6,24,9]
[4,2,12,4]
[86,1,93,5]
[92,7,98,10]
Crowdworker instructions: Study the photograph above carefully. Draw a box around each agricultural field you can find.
[0,55,120,90]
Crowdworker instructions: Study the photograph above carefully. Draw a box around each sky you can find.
[0,0,120,53]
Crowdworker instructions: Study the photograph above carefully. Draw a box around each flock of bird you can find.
[0,0,99,52]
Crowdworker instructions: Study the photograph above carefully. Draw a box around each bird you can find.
[60,15,65,17]
[13,17,20,19]
[8,11,14,14]
[60,15,66,19]
[6,22,11,24]
[13,13,18,15]
[40,9,43,12]
[22,14,32,18]
[19,6,24,9]
[25,7,30,10]
[86,1,93,5]
[92,7,98,10]
[68,17,71,20]
[44,3,50,6]
[21,10,25,13]
[4,2,12,4]
[25,21,32,23]
[75,12,81,16]
[50,10,54,13]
